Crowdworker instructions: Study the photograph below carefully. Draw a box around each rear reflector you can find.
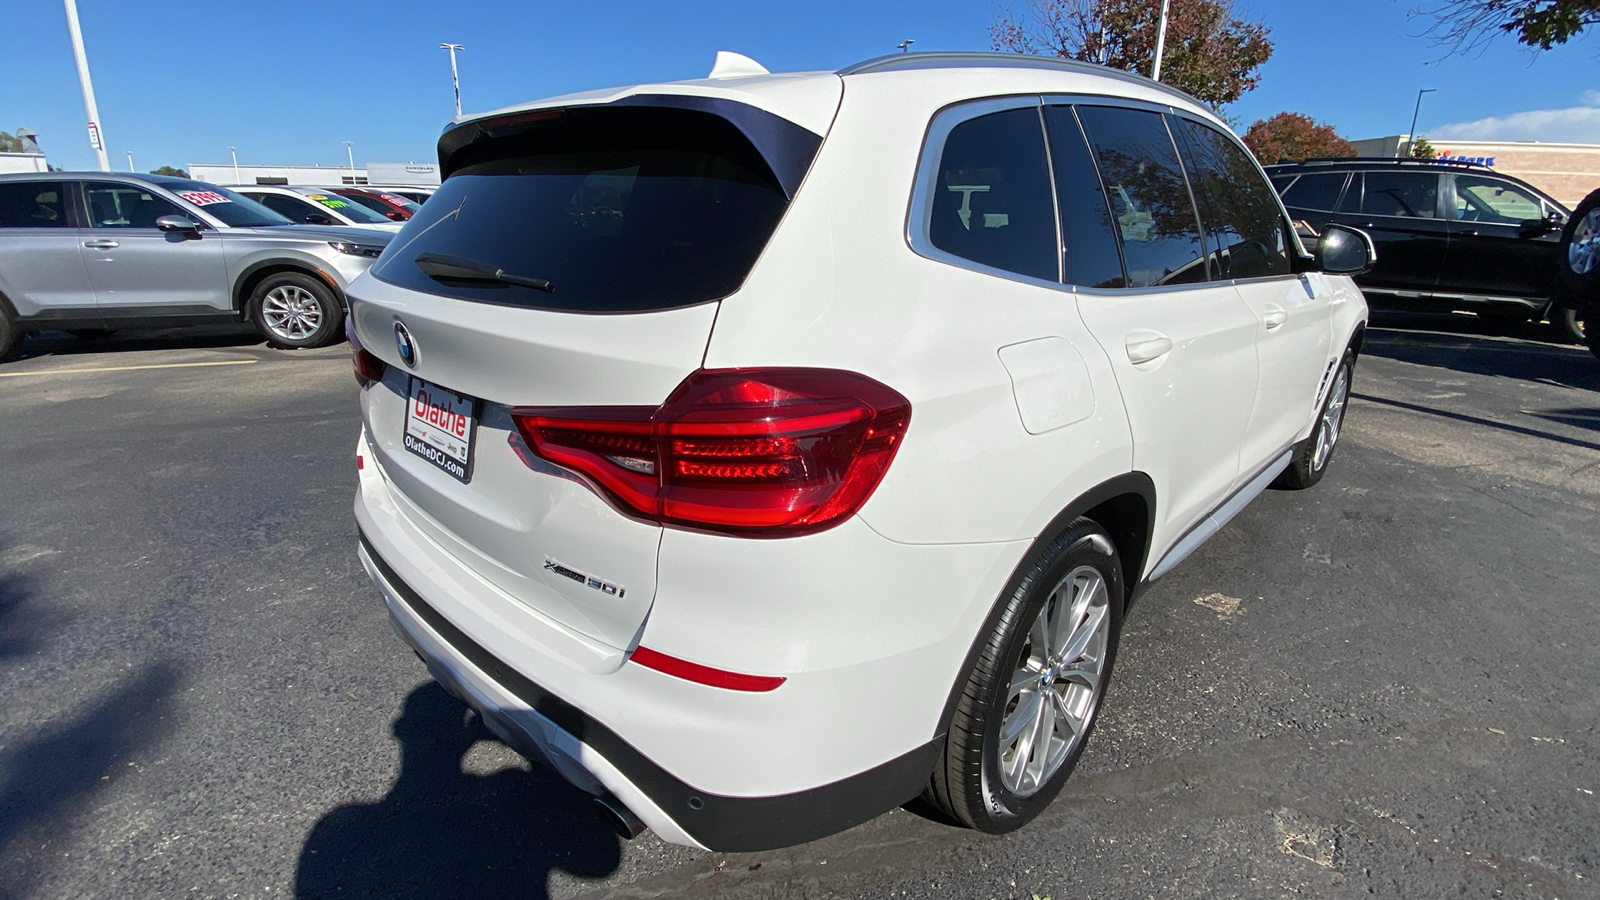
[512,368,911,537]
[347,318,387,388]
[630,646,786,692]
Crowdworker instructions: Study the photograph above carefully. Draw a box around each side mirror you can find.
[304,212,335,226]
[1316,223,1376,275]
[155,214,201,233]
[1517,215,1562,237]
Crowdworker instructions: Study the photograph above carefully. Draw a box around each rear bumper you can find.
[360,532,940,851]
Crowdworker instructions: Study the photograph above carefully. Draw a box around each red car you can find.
[333,187,423,222]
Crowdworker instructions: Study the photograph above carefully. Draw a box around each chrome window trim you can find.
[904,94,1070,294]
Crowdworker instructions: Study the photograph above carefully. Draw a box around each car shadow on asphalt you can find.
[8,326,269,362]
[0,571,183,894]
[294,683,621,900]
[1363,310,1600,392]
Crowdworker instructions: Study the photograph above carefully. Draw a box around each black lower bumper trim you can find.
[359,531,939,851]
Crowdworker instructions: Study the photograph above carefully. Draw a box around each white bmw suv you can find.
[349,51,1372,851]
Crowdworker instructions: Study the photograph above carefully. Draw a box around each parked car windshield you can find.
[373,105,796,312]
[298,191,394,224]
[160,180,293,227]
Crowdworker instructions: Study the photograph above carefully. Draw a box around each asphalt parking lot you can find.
[1,314,1597,900]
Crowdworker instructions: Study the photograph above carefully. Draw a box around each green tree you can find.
[0,130,24,153]
[991,0,1274,109]
[1417,0,1600,52]
[1241,112,1357,164]
[149,165,189,178]
[1410,136,1438,159]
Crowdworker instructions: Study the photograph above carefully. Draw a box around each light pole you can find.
[344,141,356,183]
[126,150,133,172]
[440,43,465,118]
[63,0,110,172]
[1151,0,1172,81]
[1407,89,1436,158]
[897,39,915,53]
[230,146,240,183]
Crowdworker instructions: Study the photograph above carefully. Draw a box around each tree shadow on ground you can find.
[1363,310,1600,392]
[0,658,183,899]
[295,683,621,900]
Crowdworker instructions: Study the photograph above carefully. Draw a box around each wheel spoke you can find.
[1057,600,1106,669]
[1023,691,1055,790]
[999,690,1041,747]
[1050,686,1083,737]
[1057,661,1100,693]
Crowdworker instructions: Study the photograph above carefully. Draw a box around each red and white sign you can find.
[177,190,230,207]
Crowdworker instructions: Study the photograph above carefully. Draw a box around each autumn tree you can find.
[991,0,1273,108]
[1417,0,1600,53]
[1410,136,1438,159]
[1241,112,1357,164]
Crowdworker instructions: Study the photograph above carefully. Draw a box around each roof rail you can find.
[837,50,1203,109]
[1283,156,1494,170]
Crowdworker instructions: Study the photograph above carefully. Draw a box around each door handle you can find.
[82,240,119,250]
[1263,304,1288,330]
[1125,331,1173,365]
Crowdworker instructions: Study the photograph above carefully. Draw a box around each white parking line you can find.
[0,360,258,378]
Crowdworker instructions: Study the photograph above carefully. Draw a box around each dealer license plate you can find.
[403,377,478,483]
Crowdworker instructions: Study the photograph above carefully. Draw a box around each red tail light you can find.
[347,318,387,388]
[512,368,911,537]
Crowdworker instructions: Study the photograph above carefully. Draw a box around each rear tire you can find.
[1553,188,1600,332]
[1274,350,1353,490]
[926,519,1123,833]
[1555,306,1586,344]
[0,302,19,362]
[249,272,343,349]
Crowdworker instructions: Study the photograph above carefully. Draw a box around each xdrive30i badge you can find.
[544,558,626,598]
[394,321,418,368]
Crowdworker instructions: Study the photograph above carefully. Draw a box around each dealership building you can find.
[185,161,441,187]
[1350,135,1600,207]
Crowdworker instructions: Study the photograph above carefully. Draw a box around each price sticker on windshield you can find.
[177,190,230,207]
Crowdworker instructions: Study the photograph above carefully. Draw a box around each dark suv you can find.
[1268,158,1576,337]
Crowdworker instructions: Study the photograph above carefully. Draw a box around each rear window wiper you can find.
[414,252,554,293]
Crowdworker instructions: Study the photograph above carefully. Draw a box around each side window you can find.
[83,184,183,228]
[927,106,1058,282]
[254,193,317,222]
[1453,175,1544,224]
[1075,105,1208,288]
[1337,174,1363,212]
[1362,172,1440,219]
[1279,172,1349,212]
[0,182,71,228]
[1043,106,1126,288]
[1171,117,1290,280]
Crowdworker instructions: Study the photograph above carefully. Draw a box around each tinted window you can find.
[1362,171,1439,218]
[1453,175,1543,224]
[1044,106,1126,288]
[156,180,290,227]
[339,192,399,216]
[252,193,321,223]
[0,182,70,227]
[84,183,183,228]
[1076,105,1208,287]
[1280,172,1349,211]
[374,106,801,312]
[1171,117,1290,280]
[1337,175,1362,212]
[928,107,1058,282]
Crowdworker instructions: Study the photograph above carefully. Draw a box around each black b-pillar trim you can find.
[360,531,938,851]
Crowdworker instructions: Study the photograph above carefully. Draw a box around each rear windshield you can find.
[373,106,795,313]
[160,180,292,227]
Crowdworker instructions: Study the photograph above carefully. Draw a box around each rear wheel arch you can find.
[930,472,1155,742]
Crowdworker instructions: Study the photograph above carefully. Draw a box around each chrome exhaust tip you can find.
[593,792,646,839]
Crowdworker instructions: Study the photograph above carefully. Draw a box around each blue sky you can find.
[4,0,1596,173]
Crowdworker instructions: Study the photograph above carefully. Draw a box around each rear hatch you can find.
[352,96,830,650]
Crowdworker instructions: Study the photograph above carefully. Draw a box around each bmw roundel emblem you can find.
[393,321,418,369]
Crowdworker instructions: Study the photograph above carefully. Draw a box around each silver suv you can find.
[0,173,392,359]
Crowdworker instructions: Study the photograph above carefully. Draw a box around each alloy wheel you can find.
[1571,209,1600,276]
[1313,364,1349,472]
[998,564,1111,797]
[261,286,323,341]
